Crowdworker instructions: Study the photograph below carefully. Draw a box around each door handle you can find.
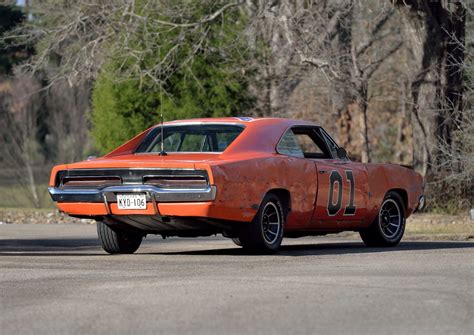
[319,170,328,174]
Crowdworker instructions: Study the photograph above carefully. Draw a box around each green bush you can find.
[91,3,254,154]
[91,74,160,154]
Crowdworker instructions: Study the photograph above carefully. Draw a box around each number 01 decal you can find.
[327,170,356,216]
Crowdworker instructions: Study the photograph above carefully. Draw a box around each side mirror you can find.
[336,147,348,160]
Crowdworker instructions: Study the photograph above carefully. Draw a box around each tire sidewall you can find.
[97,221,143,254]
[257,194,285,251]
[118,229,143,252]
[376,192,406,244]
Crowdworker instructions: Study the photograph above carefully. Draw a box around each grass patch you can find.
[404,213,473,240]
[0,184,54,209]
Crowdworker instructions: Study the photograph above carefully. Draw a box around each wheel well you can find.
[388,188,408,213]
[267,189,291,215]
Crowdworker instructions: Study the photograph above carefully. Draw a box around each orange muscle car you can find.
[49,117,425,254]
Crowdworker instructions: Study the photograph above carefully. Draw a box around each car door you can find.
[276,126,369,228]
[311,128,369,226]
[312,159,369,222]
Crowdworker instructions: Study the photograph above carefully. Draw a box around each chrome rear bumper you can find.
[48,185,217,203]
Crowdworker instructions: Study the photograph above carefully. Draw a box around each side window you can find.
[277,130,304,158]
[318,128,339,158]
[216,132,240,151]
[292,127,333,159]
[294,133,325,155]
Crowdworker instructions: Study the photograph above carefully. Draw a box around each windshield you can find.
[135,124,245,153]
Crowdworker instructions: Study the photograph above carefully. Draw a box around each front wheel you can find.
[360,191,406,247]
[238,193,285,253]
[97,221,143,254]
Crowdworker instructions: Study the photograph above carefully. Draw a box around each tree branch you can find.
[363,41,403,81]
[356,9,395,57]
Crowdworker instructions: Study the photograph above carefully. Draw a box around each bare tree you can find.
[392,0,467,176]
[2,0,245,89]
[429,11,473,209]
[45,79,92,163]
[350,4,403,162]
[276,0,402,162]
[244,0,304,117]
[0,71,43,208]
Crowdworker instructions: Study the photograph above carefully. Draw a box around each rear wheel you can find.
[238,193,285,253]
[97,221,143,254]
[231,238,241,246]
[360,191,406,247]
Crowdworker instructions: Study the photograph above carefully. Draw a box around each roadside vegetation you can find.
[0,0,472,215]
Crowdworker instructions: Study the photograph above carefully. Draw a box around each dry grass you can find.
[404,213,474,241]
[0,184,54,209]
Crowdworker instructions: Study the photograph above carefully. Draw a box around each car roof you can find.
[163,117,318,127]
[153,117,321,155]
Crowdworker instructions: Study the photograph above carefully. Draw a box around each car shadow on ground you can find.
[0,238,472,257]
[0,238,103,256]
[147,240,474,257]
[0,236,213,256]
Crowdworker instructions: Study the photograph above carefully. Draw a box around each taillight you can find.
[62,176,121,188]
[143,175,208,189]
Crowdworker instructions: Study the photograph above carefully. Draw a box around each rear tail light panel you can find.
[61,176,121,188]
[55,169,210,190]
[143,175,208,189]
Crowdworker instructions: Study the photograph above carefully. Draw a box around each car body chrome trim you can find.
[417,195,425,211]
[48,185,217,203]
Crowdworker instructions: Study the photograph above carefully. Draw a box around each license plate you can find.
[116,193,147,210]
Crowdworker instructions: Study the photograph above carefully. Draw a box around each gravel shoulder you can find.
[1,208,472,241]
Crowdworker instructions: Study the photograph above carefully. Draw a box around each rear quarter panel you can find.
[210,154,317,229]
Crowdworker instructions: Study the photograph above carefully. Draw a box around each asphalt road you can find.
[0,224,473,335]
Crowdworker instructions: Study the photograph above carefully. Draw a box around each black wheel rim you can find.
[261,202,281,244]
[379,198,402,239]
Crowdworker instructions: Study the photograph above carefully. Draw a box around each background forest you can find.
[0,0,472,213]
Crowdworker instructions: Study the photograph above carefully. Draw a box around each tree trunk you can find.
[395,77,412,164]
[393,0,466,176]
[246,0,302,117]
[333,3,355,150]
[358,95,370,163]
[24,158,40,208]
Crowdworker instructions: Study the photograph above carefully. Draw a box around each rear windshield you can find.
[135,124,245,153]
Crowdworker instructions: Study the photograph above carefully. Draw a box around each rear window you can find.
[135,124,245,153]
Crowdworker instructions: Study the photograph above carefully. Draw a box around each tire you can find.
[231,238,241,246]
[360,191,406,247]
[97,221,143,254]
[238,193,285,253]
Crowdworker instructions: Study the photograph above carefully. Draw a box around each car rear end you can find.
[48,120,251,227]
[49,163,217,219]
